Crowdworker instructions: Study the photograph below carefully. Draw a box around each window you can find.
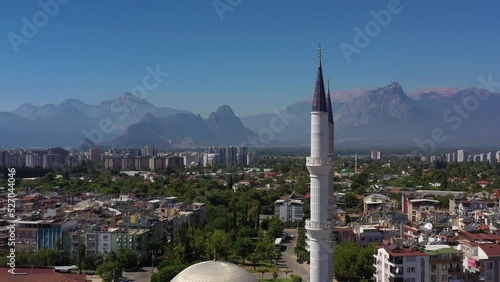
[431,264,436,272]
[441,274,447,281]
[487,262,493,269]
[430,275,436,282]
[103,235,109,241]
[407,267,415,273]
[442,264,447,270]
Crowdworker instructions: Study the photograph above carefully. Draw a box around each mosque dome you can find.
[170,261,257,282]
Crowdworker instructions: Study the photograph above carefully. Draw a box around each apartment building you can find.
[274,198,304,223]
[374,244,430,282]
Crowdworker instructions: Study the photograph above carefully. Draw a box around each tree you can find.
[207,230,231,260]
[106,251,118,263]
[77,243,87,273]
[249,252,259,270]
[233,237,255,263]
[117,249,138,270]
[333,242,376,282]
[96,262,122,282]
[151,264,186,282]
[259,268,268,280]
[266,217,284,239]
[283,269,292,278]
[290,274,303,282]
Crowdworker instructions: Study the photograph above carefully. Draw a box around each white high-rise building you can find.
[487,152,493,164]
[237,146,248,166]
[457,149,468,162]
[305,46,334,282]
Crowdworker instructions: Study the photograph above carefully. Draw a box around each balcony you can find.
[449,267,461,274]
[388,257,403,265]
[389,266,404,277]
[305,220,332,230]
[306,157,333,166]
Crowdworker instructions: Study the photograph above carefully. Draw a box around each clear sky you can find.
[1,0,499,117]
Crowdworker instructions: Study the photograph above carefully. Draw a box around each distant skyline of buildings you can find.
[0,145,259,171]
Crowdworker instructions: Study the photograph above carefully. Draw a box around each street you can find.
[279,228,310,282]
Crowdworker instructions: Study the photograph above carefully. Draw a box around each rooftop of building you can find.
[424,247,462,256]
[0,267,87,282]
[382,245,428,257]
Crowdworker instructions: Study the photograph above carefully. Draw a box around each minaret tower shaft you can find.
[306,44,334,282]
[326,77,335,281]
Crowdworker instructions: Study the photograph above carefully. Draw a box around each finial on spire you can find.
[318,43,322,66]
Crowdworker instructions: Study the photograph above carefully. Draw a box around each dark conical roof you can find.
[312,45,327,112]
[327,78,333,123]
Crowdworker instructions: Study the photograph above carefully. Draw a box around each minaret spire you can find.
[318,43,322,67]
[312,44,327,112]
[327,77,333,124]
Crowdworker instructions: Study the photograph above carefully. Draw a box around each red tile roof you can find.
[0,267,87,282]
[480,244,500,257]
[384,245,428,257]
[460,230,500,241]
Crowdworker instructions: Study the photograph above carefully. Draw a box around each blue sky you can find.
[1,0,500,117]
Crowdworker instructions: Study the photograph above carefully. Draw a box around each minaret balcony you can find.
[305,219,333,230]
[306,157,333,167]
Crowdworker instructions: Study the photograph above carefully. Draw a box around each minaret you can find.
[326,77,335,281]
[306,44,334,282]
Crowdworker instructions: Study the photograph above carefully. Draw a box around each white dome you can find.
[171,261,257,282]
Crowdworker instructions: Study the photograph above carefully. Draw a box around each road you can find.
[86,267,156,282]
[279,228,310,282]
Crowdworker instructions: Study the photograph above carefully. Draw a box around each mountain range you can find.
[1,83,499,151]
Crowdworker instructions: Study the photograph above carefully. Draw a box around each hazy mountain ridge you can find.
[108,105,257,148]
[2,83,500,149]
[241,82,500,148]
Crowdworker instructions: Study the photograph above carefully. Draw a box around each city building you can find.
[203,153,220,167]
[457,149,468,162]
[460,241,500,282]
[9,219,78,252]
[166,156,184,169]
[274,198,304,223]
[371,150,381,160]
[150,156,165,170]
[226,146,237,167]
[90,148,102,163]
[449,199,496,217]
[237,146,248,166]
[487,152,494,165]
[402,196,440,221]
[374,245,430,282]
[142,146,157,157]
[425,247,463,282]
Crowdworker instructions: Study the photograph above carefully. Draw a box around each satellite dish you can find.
[396,267,400,273]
